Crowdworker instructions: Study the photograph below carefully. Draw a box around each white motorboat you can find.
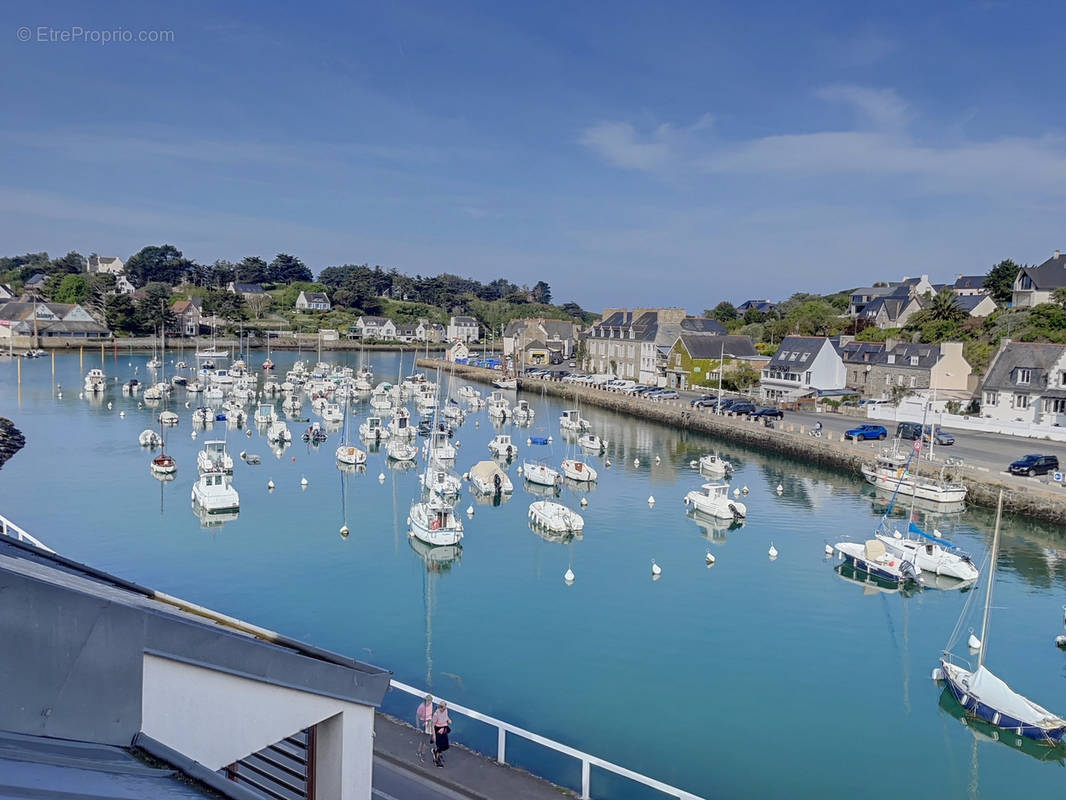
[457,386,480,400]
[493,377,518,390]
[408,495,464,547]
[321,403,344,424]
[511,399,534,424]
[488,434,518,458]
[486,390,510,419]
[414,388,438,413]
[832,539,922,586]
[192,406,212,424]
[282,395,302,414]
[877,526,978,582]
[423,430,456,461]
[186,380,204,394]
[421,462,462,498]
[861,448,967,505]
[528,501,584,533]
[387,439,418,461]
[191,470,240,513]
[254,403,277,425]
[389,408,416,438]
[143,384,164,401]
[266,421,292,443]
[197,440,234,475]
[204,386,224,402]
[138,429,161,448]
[209,369,234,386]
[561,458,598,483]
[578,433,607,451]
[698,453,732,477]
[261,379,279,395]
[359,416,390,442]
[523,461,560,487]
[83,368,106,393]
[442,401,464,421]
[370,386,393,410]
[559,409,590,432]
[150,452,177,476]
[336,443,367,465]
[158,410,180,426]
[683,482,746,520]
[469,460,514,495]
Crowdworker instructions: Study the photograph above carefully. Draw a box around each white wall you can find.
[867,403,1066,442]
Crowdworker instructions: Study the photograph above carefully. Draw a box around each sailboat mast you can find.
[977,490,1003,669]
[716,340,724,412]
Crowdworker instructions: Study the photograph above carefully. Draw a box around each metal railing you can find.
[389,679,703,800]
[0,513,54,553]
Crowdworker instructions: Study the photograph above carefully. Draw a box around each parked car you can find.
[727,402,757,416]
[752,408,784,419]
[716,398,744,412]
[1008,454,1059,477]
[922,425,955,446]
[844,424,888,441]
[896,421,923,441]
[607,379,636,391]
[627,384,653,395]
[690,394,717,408]
[650,389,680,400]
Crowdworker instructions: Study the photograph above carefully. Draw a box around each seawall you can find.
[0,418,25,471]
[419,358,1066,525]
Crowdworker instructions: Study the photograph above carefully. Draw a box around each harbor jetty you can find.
[418,357,1066,525]
[0,418,25,471]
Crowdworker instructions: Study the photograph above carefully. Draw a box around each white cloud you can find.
[814,85,911,129]
[578,113,713,173]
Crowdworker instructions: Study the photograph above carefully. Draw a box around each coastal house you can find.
[171,298,203,337]
[836,337,887,394]
[447,315,480,343]
[0,301,110,341]
[0,284,16,300]
[295,291,331,311]
[856,286,925,330]
[228,281,268,299]
[0,532,389,800]
[979,341,1066,425]
[1012,251,1066,307]
[866,340,971,398]
[952,275,990,297]
[665,334,760,390]
[760,336,846,401]
[736,299,775,315]
[446,340,470,362]
[395,323,419,343]
[503,318,580,362]
[848,275,935,317]
[352,316,396,341]
[86,255,125,275]
[23,273,47,293]
[415,318,446,343]
[582,308,726,384]
[954,293,998,318]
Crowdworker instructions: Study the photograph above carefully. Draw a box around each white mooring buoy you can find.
[733,488,741,497]
[968,629,982,651]
[647,495,655,506]
[378,472,386,483]
[564,567,575,584]
[466,505,474,517]
[706,552,716,565]
[301,476,309,487]
[824,544,833,556]
[267,480,275,490]
[651,559,662,577]
[340,525,350,537]
[741,485,749,495]
[768,542,778,559]
[776,484,783,494]
[633,458,640,467]
[580,497,588,507]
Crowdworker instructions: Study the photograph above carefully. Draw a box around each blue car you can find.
[844,424,887,441]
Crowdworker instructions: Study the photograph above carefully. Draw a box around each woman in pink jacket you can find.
[415,694,434,762]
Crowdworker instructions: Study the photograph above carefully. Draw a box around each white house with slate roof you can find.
[447,315,480,343]
[760,336,846,400]
[979,340,1066,425]
[296,291,331,311]
[1012,251,1066,307]
[352,316,396,340]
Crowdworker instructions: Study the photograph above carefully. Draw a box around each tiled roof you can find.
[954,275,986,290]
[677,333,757,359]
[767,336,830,368]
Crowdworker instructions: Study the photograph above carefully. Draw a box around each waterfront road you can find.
[373,713,572,800]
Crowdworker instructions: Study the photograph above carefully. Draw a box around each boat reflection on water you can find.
[834,562,974,594]
[408,535,462,572]
[336,462,367,476]
[524,480,561,500]
[561,476,597,494]
[472,488,511,507]
[528,520,582,544]
[686,508,744,543]
[150,468,176,483]
[870,490,966,518]
[191,502,239,530]
[938,688,1066,765]
[387,458,418,474]
[271,442,291,460]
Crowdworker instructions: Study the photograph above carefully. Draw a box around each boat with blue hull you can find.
[833,538,921,586]
[935,491,1066,746]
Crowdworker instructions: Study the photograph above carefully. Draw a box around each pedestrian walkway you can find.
[374,713,573,800]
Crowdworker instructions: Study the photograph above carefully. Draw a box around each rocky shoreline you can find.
[0,418,26,471]
[419,358,1066,525]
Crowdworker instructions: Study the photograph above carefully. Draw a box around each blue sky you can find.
[3,0,1066,312]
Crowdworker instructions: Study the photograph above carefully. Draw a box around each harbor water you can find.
[2,349,1065,799]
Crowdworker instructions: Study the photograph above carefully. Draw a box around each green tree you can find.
[135,283,176,330]
[532,281,552,304]
[925,288,966,323]
[269,253,312,284]
[983,259,1021,303]
[722,363,760,392]
[1052,287,1066,308]
[203,289,247,322]
[50,251,86,275]
[52,274,90,304]
[236,256,270,283]
[104,294,138,333]
[125,245,191,287]
[743,307,765,325]
[786,300,837,336]
[707,301,737,323]
[85,273,116,318]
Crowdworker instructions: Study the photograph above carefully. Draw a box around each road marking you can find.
[373,789,402,800]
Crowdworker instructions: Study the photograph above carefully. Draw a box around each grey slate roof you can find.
[360,316,390,325]
[25,273,47,286]
[676,333,757,359]
[837,340,885,364]
[982,341,1066,392]
[736,299,774,313]
[679,317,727,334]
[767,336,829,368]
[233,283,266,295]
[1018,253,1066,291]
[953,275,986,290]
[874,342,942,369]
[955,294,995,313]
[858,295,917,322]
[301,291,329,304]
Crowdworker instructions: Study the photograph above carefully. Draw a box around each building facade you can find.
[759,336,846,400]
[1012,251,1066,308]
[865,341,971,398]
[447,316,480,343]
[980,341,1066,425]
[295,291,331,311]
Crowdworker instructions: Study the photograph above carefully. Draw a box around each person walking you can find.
[431,701,452,767]
[415,694,434,762]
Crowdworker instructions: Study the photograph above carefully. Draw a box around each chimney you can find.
[884,337,898,351]
[1055,250,1061,259]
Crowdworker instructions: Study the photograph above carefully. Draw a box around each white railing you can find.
[0,513,54,553]
[389,679,703,800]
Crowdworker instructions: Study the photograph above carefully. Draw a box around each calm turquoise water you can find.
[2,350,1066,799]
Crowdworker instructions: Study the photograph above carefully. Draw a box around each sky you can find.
[3,0,1066,312]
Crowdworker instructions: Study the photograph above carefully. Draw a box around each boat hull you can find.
[941,662,1066,744]
[861,466,967,504]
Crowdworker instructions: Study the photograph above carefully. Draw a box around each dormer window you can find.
[800,352,810,362]
[789,352,798,361]
[1017,368,1031,385]
[1018,275,1032,290]
[887,354,895,364]
[909,356,919,366]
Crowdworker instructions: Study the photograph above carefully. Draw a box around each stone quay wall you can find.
[419,358,1066,524]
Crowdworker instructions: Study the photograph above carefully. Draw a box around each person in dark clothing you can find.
[431,701,452,767]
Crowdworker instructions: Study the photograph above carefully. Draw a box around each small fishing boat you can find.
[186,380,204,394]
[254,403,277,425]
[282,394,302,414]
[469,460,513,495]
[151,452,177,476]
[138,429,161,448]
[578,433,607,451]
[486,390,510,419]
[266,421,292,444]
[321,403,344,424]
[261,379,279,395]
[302,422,328,442]
[877,525,978,582]
[488,434,518,458]
[197,440,234,475]
[422,429,456,461]
[83,368,106,393]
[191,470,240,513]
[559,409,590,432]
[336,443,367,465]
[192,406,212,424]
[683,482,746,520]
[698,453,732,477]
[523,461,560,487]
[493,377,518,390]
[832,539,922,586]
[528,501,584,533]
[158,410,180,426]
[122,379,141,395]
[861,447,967,505]
[387,439,418,461]
[511,399,534,424]
[143,384,165,401]
[561,458,598,483]
[389,407,416,438]
[408,494,464,547]
[421,462,462,498]
[359,416,390,442]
